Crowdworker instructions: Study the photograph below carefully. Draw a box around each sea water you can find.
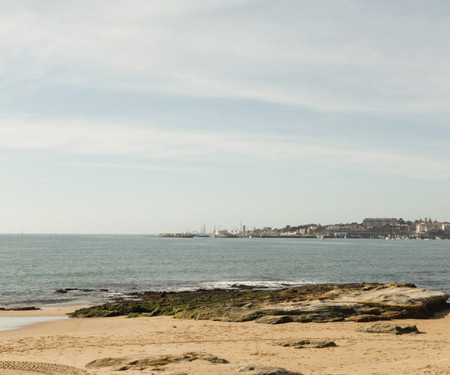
[0,234,449,308]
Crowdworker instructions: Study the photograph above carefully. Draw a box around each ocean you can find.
[0,234,449,308]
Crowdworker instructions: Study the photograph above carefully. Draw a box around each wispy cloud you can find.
[2,1,450,114]
[58,161,195,172]
[1,117,448,179]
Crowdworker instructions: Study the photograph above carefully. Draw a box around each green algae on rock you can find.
[69,283,449,323]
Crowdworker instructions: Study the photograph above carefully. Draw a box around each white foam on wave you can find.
[197,280,323,290]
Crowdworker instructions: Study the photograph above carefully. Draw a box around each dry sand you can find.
[0,308,449,375]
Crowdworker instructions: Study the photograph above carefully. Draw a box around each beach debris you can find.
[237,364,303,375]
[276,339,337,348]
[0,361,88,375]
[356,322,420,335]
[86,352,229,371]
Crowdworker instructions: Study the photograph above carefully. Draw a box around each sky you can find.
[1,0,449,234]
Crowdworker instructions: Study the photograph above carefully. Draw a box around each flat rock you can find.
[237,364,303,375]
[276,339,336,348]
[86,352,229,371]
[346,314,385,322]
[356,323,420,335]
[256,316,293,324]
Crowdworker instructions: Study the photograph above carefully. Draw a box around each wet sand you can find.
[0,308,449,374]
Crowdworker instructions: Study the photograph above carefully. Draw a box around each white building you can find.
[416,222,442,233]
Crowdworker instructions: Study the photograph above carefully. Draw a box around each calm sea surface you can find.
[0,235,449,308]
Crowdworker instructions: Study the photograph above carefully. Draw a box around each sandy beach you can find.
[0,307,449,375]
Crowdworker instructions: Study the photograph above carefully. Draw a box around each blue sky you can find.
[1,0,449,233]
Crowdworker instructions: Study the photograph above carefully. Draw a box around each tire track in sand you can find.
[0,361,88,375]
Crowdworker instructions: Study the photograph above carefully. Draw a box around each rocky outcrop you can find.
[71,283,449,323]
[175,283,448,323]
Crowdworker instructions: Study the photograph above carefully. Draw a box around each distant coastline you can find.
[160,217,450,240]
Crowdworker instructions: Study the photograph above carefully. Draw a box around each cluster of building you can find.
[243,218,450,239]
[162,218,450,239]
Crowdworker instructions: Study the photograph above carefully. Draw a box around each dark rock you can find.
[256,316,293,324]
[346,314,385,322]
[276,339,336,348]
[231,284,269,290]
[357,323,420,335]
[56,288,109,294]
[5,306,41,311]
[204,355,229,364]
[231,284,255,290]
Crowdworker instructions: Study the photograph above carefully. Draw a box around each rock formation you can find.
[71,283,449,324]
[86,352,228,372]
[174,283,448,323]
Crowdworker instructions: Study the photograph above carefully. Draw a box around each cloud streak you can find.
[1,117,448,179]
[2,1,450,115]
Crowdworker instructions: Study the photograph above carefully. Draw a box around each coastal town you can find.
[160,217,450,240]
